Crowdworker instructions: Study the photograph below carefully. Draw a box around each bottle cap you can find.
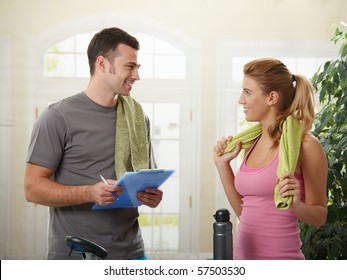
[213,208,230,222]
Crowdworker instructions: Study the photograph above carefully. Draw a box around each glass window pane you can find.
[297,58,318,79]
[153,103,180,139]
[231,57,254,82]
[153,140,179,172]
[44,53,60,77]
[132,32,154,54]
[47,37,75,53]
[151,215,179,250]
[141,103,154,127]
[160,215,179,250]
[156,176,179,213]
[154,55,186,79]
[76,32,94,53]
[44,54,74,77]
[155,38,183,55]
[76,54,89,77]
[138,53,154,79]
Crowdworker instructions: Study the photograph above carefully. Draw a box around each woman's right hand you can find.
[213,136,242,166]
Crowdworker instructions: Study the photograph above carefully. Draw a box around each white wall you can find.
[0,0,346,259]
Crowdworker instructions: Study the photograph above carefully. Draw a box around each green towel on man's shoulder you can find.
[219,115,303,210]
[115,95,149,179]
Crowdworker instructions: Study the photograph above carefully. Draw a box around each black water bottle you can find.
[213,208,233,260]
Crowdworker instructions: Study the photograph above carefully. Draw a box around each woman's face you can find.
[238,75,271,122]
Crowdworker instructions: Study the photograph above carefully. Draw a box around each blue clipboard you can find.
[92,169,175,210]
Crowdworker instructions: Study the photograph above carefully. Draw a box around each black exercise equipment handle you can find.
[65,235,108,260]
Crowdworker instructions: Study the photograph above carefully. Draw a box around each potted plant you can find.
[300,23,347,259]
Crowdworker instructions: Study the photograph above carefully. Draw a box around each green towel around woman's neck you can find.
[220,123,263,155]
[115,95,149,179]
[219,115,303,210]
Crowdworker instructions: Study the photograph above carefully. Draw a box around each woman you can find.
[214,58,327,259]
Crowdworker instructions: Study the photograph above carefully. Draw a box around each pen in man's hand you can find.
[100,175,119,200]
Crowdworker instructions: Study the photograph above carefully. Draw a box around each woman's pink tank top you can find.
[233,139,305,260]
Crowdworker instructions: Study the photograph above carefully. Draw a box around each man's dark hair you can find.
[87,27,140,75]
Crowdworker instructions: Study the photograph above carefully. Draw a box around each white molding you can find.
[0,36,11,259]
[33,12,200,55]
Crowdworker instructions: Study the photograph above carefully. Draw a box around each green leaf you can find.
[340,43,347,58]
[335,111,345,126]
[336,137,347,153]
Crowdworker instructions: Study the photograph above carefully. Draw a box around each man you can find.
[24,27,162,259]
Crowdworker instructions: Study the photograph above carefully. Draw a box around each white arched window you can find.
[43,31,186,79]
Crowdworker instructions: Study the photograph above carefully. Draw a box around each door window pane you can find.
[155,55,186,79]
[140,103,180,252]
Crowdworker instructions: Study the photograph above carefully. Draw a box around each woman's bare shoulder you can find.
[300,133,326,161]
[302,133,322,148]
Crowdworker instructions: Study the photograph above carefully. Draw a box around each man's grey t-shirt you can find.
[27,92,155,259]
